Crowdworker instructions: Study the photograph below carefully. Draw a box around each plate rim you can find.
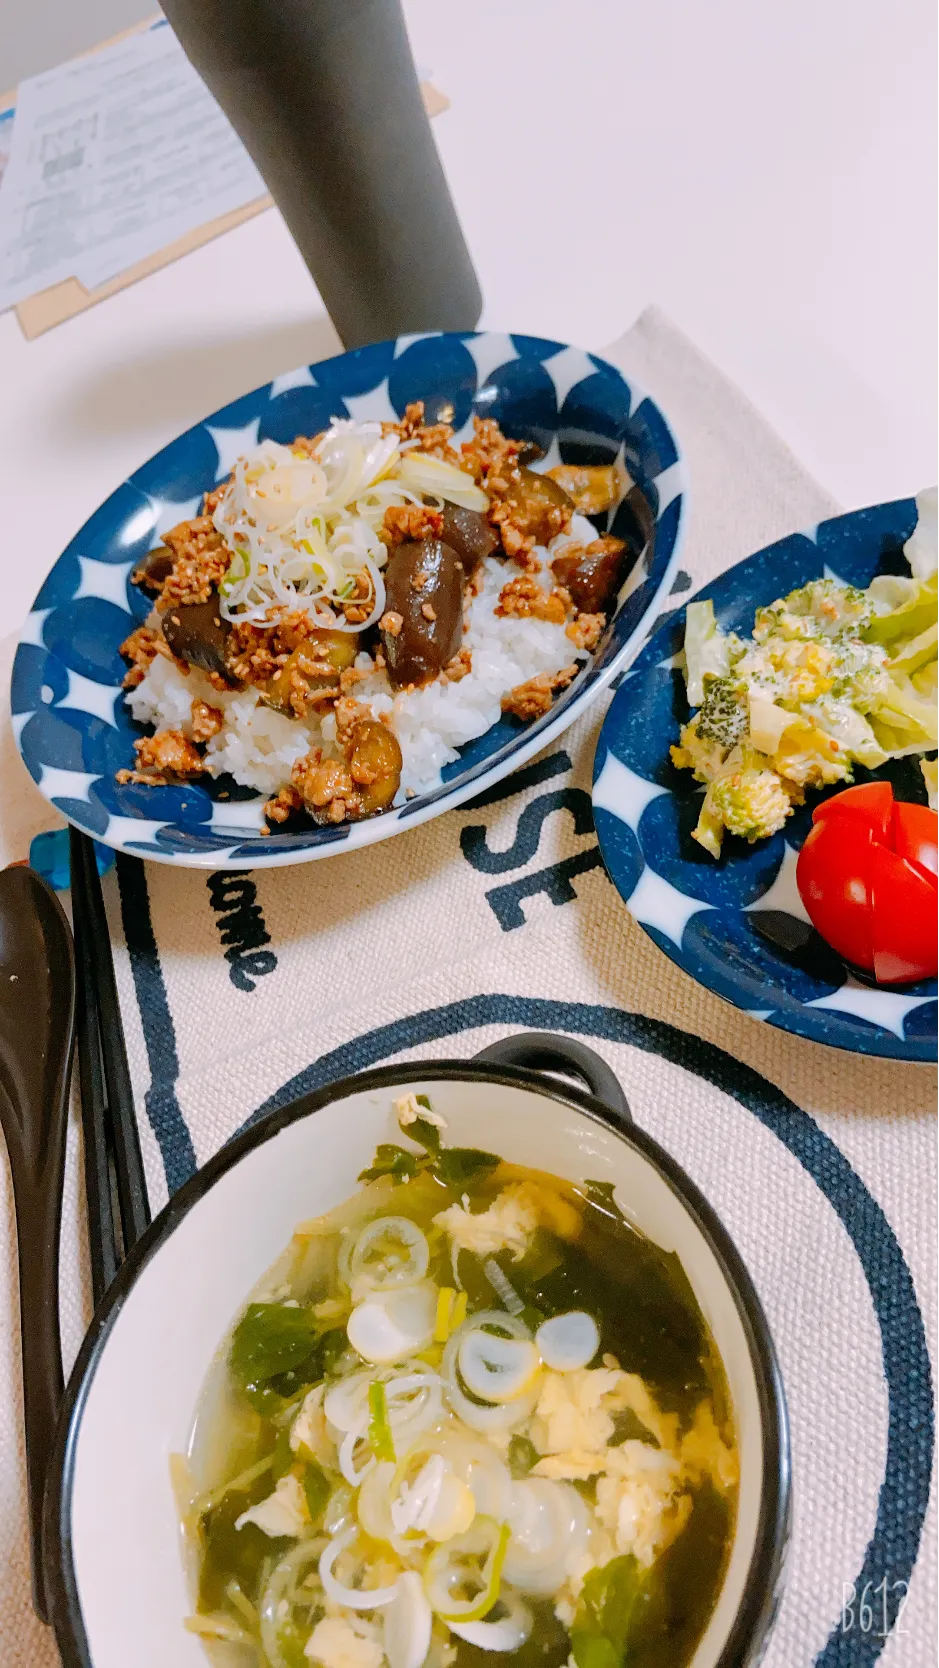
[592,498,937,1064]
[14,330,688,870]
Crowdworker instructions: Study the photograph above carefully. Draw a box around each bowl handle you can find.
[472,1032,631,1127]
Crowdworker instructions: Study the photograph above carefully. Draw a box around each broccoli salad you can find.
[671,495,938,857]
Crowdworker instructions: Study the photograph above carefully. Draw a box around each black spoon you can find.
[0,865,75,1622]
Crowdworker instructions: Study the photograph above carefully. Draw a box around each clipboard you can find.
[2,18,449,340]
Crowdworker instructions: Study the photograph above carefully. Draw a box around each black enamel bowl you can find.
[46,1034,789,1668]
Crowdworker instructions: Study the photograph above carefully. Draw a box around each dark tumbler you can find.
[160,0,483,348]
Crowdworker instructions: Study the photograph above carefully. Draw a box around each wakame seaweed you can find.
[230,1302,331,1413]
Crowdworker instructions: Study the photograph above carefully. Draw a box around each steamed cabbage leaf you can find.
[888,623,939,676]
[868,676,939,757]
[865,572,938,647]
[912,659,938,699]
[682,600,730,707]
[904,487,938,580]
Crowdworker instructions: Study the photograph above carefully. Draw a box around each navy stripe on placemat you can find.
[246,994,933,1667]
[114,854,196,1193]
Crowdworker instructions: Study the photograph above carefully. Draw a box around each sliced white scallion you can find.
[325,1370,374,1434]
[339,1419,376,1487]
[502,1480,591,1597]
[420,1470,477,1543]
[396,452,489,511]
[390,1453,476,1542]
[449,1595,533,1652]
[323,1482,356,1537]
[340,1217,431,1296]
[384,1571,433,1668]
[347,1287,439,1366]
[535,1311,600,1373]
[482,1259,525,1316]
[326,1369,443,1444]
[434,1437,514,1522]
[390,1453,446,1535]
[458,1330,541,1405]
[423,1519,511,1623]
[442,1315,540,1433]
[356,1461,403,1549]
[319,1527,400,1610]
[384,1372,444,1437]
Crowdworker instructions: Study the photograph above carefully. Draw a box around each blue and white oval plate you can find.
[593,499,937,1062]
[13,331,685,870]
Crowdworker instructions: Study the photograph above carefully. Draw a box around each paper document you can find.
[0,20,266,310]
[0,108,14,188]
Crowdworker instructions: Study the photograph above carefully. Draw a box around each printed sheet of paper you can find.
[0,107,14,188]
[0,20,266,312]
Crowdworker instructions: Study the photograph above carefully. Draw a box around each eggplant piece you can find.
[162,594,237,683]
[263,631,358,716]
[441,505,500,574]
[515,466,573,511]
[348,719,402,816]
[132,546,176,591]
[545,464,619,515]
[551,537,629,614]
[515,439,545,465]
[381,537,464,689]
[504,467,574,544]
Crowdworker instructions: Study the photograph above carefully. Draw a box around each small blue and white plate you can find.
[12,332,685,870]
[593,500,937,1061]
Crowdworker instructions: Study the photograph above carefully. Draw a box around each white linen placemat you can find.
[0,307,934,1667]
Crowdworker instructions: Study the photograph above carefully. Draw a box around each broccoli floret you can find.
[696,677,749,748]
[754,579,872,644]
[711,768,792,839]
[829,639,890,707]
[692,767,793,855]
[670,713,734,783]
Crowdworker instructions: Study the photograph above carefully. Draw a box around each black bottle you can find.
[160,0,483,348]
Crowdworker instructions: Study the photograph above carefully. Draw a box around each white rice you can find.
[128,539,591,802]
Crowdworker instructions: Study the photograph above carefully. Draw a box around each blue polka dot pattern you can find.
[13,333,686,871]
[593,500,937,1061]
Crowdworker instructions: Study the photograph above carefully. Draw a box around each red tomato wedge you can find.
[797,782,939,982]
[870,846,938,983]
[796,821,876,970]
[892,802,939,883]
[811,780,894,839]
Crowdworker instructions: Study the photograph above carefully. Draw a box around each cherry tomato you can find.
[812,780,894,839]
[796,821,876,970]
[892,802,939,883]
[870,846,938,983]
[797,782,939,982]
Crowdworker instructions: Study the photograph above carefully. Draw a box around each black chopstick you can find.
[69,830,151,1276]
[68,828,119,1306]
